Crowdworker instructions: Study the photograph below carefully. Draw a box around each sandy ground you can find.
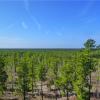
[0,96,99,100]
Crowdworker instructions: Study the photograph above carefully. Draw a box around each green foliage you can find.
[96,44,100,49]
[84,39,96,49]
[73,49,96,100]
[29,55,39,92]
[17,57,30,98]
[39,63,48,82]
[0,40,98,99]
[0,57,8,95]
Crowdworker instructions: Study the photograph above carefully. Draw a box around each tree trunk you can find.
[89,73,91,100]
[23,77,26,100]
[32,65,34,95]
[67,90,69,100]
[32,78,34,94]
[41,81,43,100]
[23,90,26,100]
[55,90,57,100]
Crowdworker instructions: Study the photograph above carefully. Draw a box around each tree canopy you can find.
[84,39,96,49]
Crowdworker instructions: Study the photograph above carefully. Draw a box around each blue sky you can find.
[0,0,100,48]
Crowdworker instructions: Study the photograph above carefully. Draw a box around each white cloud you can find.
[23,0,41,30]
[30,16,41,30]
[21,21,28,29]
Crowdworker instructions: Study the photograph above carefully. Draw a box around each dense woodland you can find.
[0,39,100,100]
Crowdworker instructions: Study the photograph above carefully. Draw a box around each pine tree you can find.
[0,57,8,95]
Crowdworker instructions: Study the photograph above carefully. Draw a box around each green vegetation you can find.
[0,57,8,95]
[0,39,100,100]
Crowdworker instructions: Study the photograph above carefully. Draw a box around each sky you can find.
[0,0,100,48]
